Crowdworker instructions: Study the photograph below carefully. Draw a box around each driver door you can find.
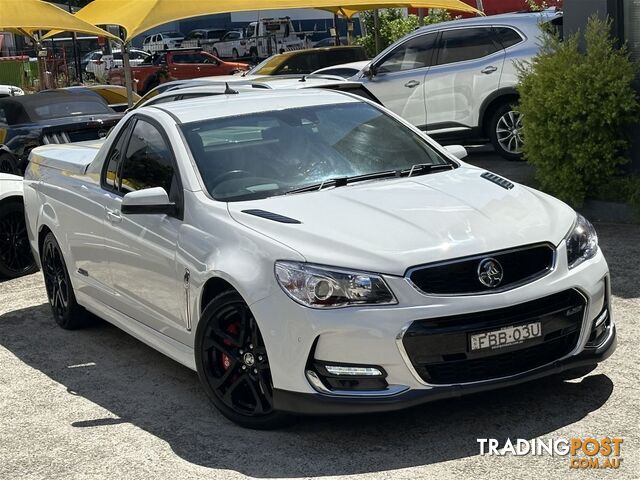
[360,32,438,128]
[100,116,187,340]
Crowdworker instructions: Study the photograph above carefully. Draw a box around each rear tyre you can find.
[232,48,239,60]
[142,75,160,95]
[195,290,295,429]
[41,232,87,330]
[489,103,524,161]
[249,48,258,64]
[0,200,37,278]
[0,152,19,175]
[212,48,219,58]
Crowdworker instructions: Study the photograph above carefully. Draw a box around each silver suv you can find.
[356,10,563,160]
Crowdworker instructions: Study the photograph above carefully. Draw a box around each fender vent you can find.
[242,209,301,224]
[481,172,514,190]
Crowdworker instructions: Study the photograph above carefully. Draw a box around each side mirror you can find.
[121,187,176,215]
[444,145,468,160]
[363,64,377,78]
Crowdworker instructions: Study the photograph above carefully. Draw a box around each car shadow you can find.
[0,303,614,478]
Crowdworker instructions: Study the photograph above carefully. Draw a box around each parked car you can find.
[85,49,150,79]
[210,30,247,60]
[107,49,249,95]
[182,28,228,50]
[353,10,563,159]
[247,46,368,76]
[142,31,184,53]
[40,85,141,113]
[0,85,25,98]
[24,88,615,429]
[312,60,370,78]
[313,36,348,47]
[0,173,36,278]
[133,76,382,109]
[0,93,121,175]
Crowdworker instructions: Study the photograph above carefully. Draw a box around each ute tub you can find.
[28,141,103,175]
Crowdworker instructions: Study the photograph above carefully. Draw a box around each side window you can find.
[377,33,437,74]
[494,27,524,49]
[102,120,133,191]
[0,107,7,124]
[119,120,177,199]
[436,27,501,65]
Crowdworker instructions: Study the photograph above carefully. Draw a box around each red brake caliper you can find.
[221,323,239,371]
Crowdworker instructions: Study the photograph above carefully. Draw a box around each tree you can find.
[356,9,453,57]
[517,17,639,207]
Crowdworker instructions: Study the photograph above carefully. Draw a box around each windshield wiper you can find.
[284,163,455,195]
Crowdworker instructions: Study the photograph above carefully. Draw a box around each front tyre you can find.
[489,103,524,161]
[195,291,295,429]
[41,232,87,329]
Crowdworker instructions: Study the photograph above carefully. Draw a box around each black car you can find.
[0,93,121,175]
[39,85,142,112]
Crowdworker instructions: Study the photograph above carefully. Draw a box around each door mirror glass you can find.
[444,145,468,160]
[121,187,176,215]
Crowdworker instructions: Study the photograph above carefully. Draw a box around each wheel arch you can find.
[479,88,519,137]
[199,276,239,315]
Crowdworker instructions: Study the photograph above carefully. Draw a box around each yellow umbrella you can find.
[0,0,118,40]
[66,0,481,43]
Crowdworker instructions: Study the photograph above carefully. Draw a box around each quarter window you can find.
[377,34,437,73]
[119,120,177,199]
[436,28,501,65]
[494,27,524,49]
[102,120,132,191]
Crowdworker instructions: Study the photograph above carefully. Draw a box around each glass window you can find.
[377,34,437,73]
[103,121,132,191]
[119,120,177,197]
[494,27,523,49]
[180,102,450,202]
[437,28,501,65]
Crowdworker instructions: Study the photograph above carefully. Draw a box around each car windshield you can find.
[29,99,112,120]
[181,102,452,202]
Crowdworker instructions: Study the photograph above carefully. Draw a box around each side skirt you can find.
[76,291,197,371]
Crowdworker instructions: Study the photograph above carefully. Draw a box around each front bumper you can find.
[250,246,615,415]
[273,323,616,415]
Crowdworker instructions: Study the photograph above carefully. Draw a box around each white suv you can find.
[356,10,563,160]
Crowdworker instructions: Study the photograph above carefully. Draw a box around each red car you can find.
[108,49,249,94]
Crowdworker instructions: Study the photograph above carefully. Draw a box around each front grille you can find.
[402,290,585,385]
[407,243,555,295]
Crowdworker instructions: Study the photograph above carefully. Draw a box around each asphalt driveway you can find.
[0,156,638,479]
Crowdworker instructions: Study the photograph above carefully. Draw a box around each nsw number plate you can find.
[470,322,542,351]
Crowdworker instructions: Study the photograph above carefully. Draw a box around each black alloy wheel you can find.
[196,291,294,429]
[0,201,37,278]
[41,232,86,329]
[0,152,19,175]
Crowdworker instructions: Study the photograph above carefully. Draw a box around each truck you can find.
[245,17,307,62]
[107,48,249,95]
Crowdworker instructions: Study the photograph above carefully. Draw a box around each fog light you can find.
[325,365,383,376]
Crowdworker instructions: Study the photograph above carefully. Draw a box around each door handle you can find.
[404,80,420,88]
[481,66,498,74]
[106,209,122,223]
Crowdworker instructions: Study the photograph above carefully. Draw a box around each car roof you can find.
[146,88,359,124]
[414,9,560,34]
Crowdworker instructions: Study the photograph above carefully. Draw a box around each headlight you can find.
[565,214,598,269]
[274,261,396,308]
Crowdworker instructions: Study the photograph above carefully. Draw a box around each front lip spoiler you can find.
[273,325,617,415]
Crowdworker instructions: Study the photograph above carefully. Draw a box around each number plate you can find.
[469,322,542,351]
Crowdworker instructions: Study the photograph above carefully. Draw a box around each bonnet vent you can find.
[242,209,302,224]
[481,172,514,190]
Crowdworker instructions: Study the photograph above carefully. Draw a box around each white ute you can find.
[23,89,616,429]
